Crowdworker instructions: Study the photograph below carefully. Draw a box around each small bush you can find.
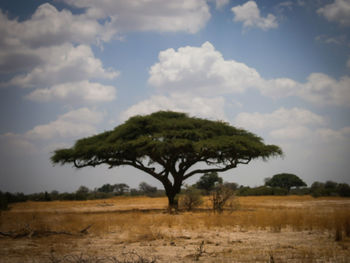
[211,184,237,213]
[179,186,203,211]
[0,192,8,210]
[237,186,288,196]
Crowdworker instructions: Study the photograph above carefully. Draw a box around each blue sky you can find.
[0,0,349,193]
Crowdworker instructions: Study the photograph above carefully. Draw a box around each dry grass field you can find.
[1,195,350,262]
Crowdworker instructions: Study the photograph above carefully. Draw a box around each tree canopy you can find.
[51,111,283,209]
[196,172,223,193]
[265,173,306,191]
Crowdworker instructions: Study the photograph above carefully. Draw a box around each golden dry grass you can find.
[1,195,350,262]
[2,195,350,238]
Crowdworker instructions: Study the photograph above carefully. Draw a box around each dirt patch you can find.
[1,228,349,262]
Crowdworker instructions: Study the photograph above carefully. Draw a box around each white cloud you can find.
[63,0,211,34]
[231,1,278,30]
[0,133,37,156]
[0,6,119,105]
[211,0,230,9]
[149,42,260,95]
[317,0,350,26]
[2,44,118,88]
[0,4,114,50]
[315,34,347,45]
[234,107,329,141]
[316,126,350,142]
[269,126,312,140]
[148,42,350,107]
[299,73,350,106]
[235,107,325,131]
[0,108,106,158]
[120,93,226,122]
[231,107,350,186]
[25,108,104,140]
[26,81,116,103]
[258,73,350,106]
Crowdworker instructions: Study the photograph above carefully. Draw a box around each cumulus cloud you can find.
[0,108,105,157]
[0,6,119,104]
[63,0,211,34]
[148,42,350,107]
[26,81,116,103]
[25,108,104,140]
[0,133,37,156]
[2,44,118,88]
[149,42,260,95]
[233,107,349,169]
[316,126,350,142]
[269,126,312,140]
[259,73,350,107]
[317,0,350,26]
[0,4,114,50]
[120,93,226,121]
[234,107,348,146]
[235,107,326,132]
[299,73,350,106]
[231,1,278,30]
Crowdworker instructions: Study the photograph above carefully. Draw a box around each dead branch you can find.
[79,224,93,234]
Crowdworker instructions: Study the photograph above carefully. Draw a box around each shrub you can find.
[139,182,158,197]
[237,186,288,196]
[179,186,203,211]
[337,183,350,197]
[0,191,8,210]
[211,184,237,213]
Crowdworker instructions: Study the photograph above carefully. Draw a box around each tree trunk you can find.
[167,192,178,212]
[163,177,182,213]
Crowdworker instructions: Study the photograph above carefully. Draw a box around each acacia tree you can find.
[51,111,282,209]
[265,173,306,191]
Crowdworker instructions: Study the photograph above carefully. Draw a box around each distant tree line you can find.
[1,173,350,211]
[0,182,165,210]
[191,172,350,198]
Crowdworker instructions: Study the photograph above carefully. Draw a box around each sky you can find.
[0,0,349,194]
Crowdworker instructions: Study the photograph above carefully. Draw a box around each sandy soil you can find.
[1,227,349,262]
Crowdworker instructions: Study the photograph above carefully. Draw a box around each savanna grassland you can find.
[1,196,350,262]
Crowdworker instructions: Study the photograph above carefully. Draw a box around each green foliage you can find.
[265,173,306,191]
[75,185,90,200]
[98,183,115,193]
[336,183,350,197]
[51,111,282,168]
[0,191,8,210]
[179,186,203,211]
[310,181,350,197]
[237,186,288,196]
[0,191,26,210]
[195,172,223,194]
[97,183,130,195]
[139,182,157,195]
[51,111,283,207]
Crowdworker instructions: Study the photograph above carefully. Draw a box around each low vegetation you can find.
[1,195,350,262]
[2,173,350,212]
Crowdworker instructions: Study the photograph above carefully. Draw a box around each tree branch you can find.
[183,163,237,180]
[183,157,251,180]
